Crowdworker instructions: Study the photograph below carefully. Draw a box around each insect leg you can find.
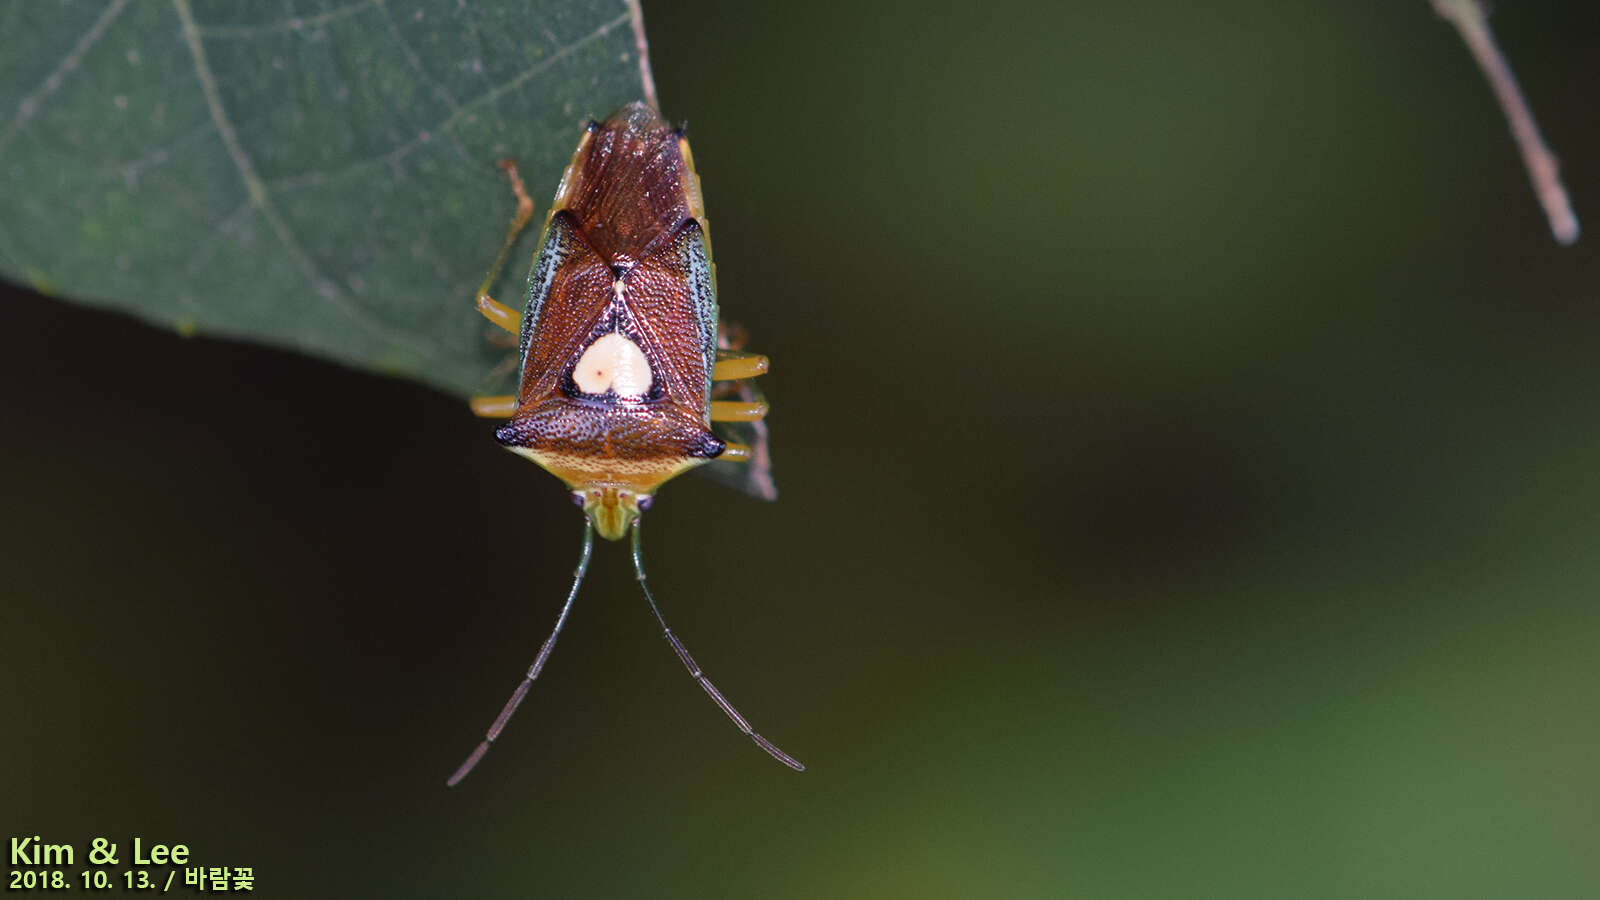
[712,352,769,382]
[469,395,517,418]
[472,158,537,336]
[708,374,777,500]
[630,523,805,772]
[709,400,767,423]
[477,296,522,336]
[446,521,595,787]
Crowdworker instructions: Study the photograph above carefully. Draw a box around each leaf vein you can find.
[173,0,436,359]
[263,9,630,192]
[1,0,133,153]
[193,0,378,40]
[377,0,462,113]
[374,0,479,169]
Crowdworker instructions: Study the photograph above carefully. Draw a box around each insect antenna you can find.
[630,522,805,772]
[446,521,596,787]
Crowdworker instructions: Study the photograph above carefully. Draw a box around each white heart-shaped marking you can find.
[573,332,653,398]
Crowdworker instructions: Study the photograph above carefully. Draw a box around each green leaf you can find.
[0,0,653,397]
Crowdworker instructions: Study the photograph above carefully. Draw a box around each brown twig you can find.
[1432,0,1579,245]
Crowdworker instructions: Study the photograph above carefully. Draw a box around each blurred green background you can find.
[5,0,1600,897]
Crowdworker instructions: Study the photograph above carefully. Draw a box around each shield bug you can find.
[446,102,801,785]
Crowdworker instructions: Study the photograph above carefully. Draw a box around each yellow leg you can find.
[477,295,521,335]
[712,353,769,381]
[473,159,536,336]
[710,400,768,422]
[470,395,517,418]
[719,443,752,462]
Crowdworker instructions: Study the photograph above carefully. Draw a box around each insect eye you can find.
[637,496,654,511]
[571,492,586,507]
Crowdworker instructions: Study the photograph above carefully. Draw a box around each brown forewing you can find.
[622,220,717,419]
[515,213,612,406]
[560,102,691,269]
